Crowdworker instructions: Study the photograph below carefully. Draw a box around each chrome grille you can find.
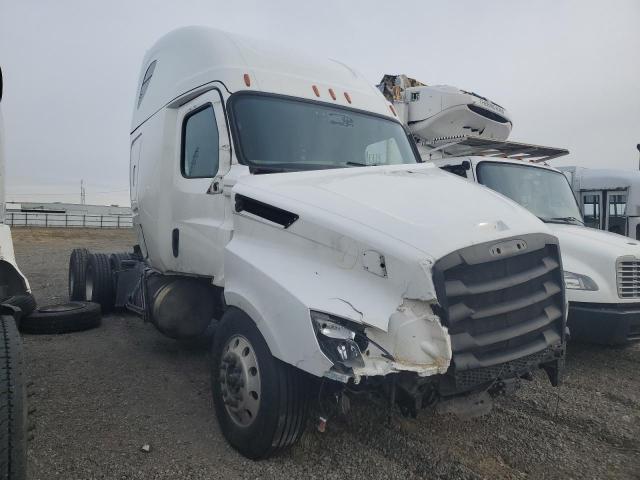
[617,258,640,299]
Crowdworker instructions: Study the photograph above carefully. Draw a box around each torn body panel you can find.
[354,299,452,380]
[224,206,452,380]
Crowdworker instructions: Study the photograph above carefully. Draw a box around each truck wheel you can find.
[68,248,90,301]
[19,302,101,335]
[0,315,27,480]
[210,308,310,459]
[85,253,114,312]
[1,293,36,318]
[108,252,133,272]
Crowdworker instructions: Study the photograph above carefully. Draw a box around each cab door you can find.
[169,89,231,279]
[581,191,603,230]
[605,191,628,236]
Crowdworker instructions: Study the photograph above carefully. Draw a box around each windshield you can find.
[229,93,418,172]
[476,162,583,224]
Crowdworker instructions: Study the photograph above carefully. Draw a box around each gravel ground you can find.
[11,227,640,479]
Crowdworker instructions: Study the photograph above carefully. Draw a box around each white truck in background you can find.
[71,28,567,459]
[380,74,640,344]
[559,166,640,240]
[0,67,33,318]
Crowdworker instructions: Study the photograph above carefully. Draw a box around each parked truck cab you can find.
[434,157,640,344]
[106,27,567,458]
[559,166,640,241]
[0,67,31,307]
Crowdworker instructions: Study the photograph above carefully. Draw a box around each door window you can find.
[181,105,219,178]
[607,193,627,235]
[582,194,600,229]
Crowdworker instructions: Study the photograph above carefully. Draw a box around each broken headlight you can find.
[311,311,365,371]
[563,271,598,291]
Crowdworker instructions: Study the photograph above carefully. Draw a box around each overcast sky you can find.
[1,0,639,206]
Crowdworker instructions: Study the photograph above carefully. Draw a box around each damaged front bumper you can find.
[312,299,453,384]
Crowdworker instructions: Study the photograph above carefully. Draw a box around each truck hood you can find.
[232,163,551,262]
[547,223,640,304]
[548,223,640,258]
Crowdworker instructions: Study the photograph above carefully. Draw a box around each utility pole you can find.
[80,179,86,205]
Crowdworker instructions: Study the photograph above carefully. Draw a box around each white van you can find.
[74,27,567,458]
[559,166,640,240]
[433,156,640,345]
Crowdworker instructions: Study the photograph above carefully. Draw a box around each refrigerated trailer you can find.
[72,28,566,459]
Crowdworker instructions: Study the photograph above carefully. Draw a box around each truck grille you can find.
[432,234,565,385]
[617,258,640,299]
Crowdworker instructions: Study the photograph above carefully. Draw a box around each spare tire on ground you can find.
[19,302,101,335]
[0,314,27,480]
[1,293,36,319]
[68,248,90,301]
[85,253,114,312]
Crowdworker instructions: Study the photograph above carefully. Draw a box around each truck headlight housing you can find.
[563,271,598,291]
[311,311,365,371]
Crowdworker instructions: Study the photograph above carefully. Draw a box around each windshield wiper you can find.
[346,161,382,167]
[250,163,348,174]
[539,216,585,226]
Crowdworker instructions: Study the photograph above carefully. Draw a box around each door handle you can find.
[172,228,179,258]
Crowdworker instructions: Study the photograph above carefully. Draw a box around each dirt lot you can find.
[11,227,640,479]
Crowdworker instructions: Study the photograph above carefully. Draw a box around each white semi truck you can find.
[72,28,567,459]
[0,66,29,480]
[380,75,640,345]
[0,67,33,317]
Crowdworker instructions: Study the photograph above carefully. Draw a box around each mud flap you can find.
[436,391,493,420]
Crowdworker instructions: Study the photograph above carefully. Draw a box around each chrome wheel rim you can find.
[219,335,261,428]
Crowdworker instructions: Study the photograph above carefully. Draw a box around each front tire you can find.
[210,308,309,459]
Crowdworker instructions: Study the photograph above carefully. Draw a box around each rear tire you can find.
[211,308,309,459]
[85,253,114,312]
[19,302,101,335]
[108,252,133,272]
[0,315,27,480]
[68,248,90,301]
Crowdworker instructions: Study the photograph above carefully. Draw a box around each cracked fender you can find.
[223,207,452,379]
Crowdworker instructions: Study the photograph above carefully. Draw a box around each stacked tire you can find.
[19,302,101,335]
[14,248,109,335]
